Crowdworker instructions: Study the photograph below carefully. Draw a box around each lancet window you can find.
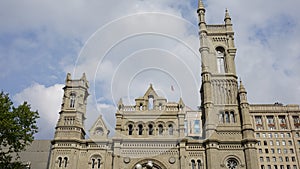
[216,47,226,73]
[70,93,76,108]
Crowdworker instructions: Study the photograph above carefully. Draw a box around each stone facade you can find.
[17,1,300,169]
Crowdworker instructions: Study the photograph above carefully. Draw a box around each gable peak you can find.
[143,84,159,99]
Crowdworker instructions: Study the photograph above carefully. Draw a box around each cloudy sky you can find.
[1,0,300,139]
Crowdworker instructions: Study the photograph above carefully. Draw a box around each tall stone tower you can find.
[54,73,89,140]
[197,0,258,168]
[49,73,89,169]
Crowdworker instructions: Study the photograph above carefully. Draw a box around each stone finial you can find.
[198,0,205,10]
[179,97,185,109]
[81,73,87,81]
[66,73,71,83]
[239,79,246,93]
[80,73,89,88]
[118,98,123,110]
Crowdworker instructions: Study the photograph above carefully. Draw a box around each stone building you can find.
[17,1,300,169]
[250,104,300,169]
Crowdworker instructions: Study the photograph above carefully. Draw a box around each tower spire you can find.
[224,8,232,25]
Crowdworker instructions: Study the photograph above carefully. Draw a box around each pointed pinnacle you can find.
[225,8,231,20]
[118,98,123,105]
[66,73,71,82]
[81,72,87,81]
[198,0,205,10]
[239,78,246,92]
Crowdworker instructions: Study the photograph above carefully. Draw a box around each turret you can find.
[238,80,259,169]
[54,73,89,140]
[238,80,252,131]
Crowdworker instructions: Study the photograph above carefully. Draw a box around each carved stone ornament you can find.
[123,157,130,164]
[169,157,176,164]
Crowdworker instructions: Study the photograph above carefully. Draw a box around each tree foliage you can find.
[0,91,39,168]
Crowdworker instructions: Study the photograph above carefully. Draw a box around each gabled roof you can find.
[143,84,159,99]
[89,115,110,140]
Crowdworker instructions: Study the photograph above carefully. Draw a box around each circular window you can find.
[95,127,104,135]
[226,158,238,169]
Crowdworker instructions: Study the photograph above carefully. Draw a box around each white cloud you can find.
[13,83,64,139]
[69,11,201,111]
[204,0,300,104]
[2,0,300,140]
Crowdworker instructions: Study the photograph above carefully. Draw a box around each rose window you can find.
[226,158,238,169]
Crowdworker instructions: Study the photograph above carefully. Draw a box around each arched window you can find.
[148,96,154,110]
[128,124,133,135]
[138,124,143,135]
[193,120,200,134]
[197,160,202,169]
[64,157,68,167]
[230,111,235,123]
[191,160,196,169]
[91,157,101,169]
[168,124,173,135]
[70,93,76,108]
[158,103,162,110]
[158,124,163,135]
[184,120,188,136]
[148,124,153,135]
[219,112,224,123]
[92,159,95,168]
[225,111,230,123]
[97,159,101,169]
[58,157,62,167]
[139,103,143,111]
[216,47,225,73]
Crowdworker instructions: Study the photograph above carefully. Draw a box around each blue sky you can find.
[1,0,300,139]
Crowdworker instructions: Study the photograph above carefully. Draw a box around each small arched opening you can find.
[148,124,154,135]
[138,124,143,135]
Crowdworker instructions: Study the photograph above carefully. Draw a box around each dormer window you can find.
[193,120,200,134]
[139,103,143,111]
[216,47,225,73]
[70,93,76,108]
[158,103,162,110]
[148,96,154,110]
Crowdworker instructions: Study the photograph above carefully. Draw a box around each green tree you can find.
[0,91,39,168]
